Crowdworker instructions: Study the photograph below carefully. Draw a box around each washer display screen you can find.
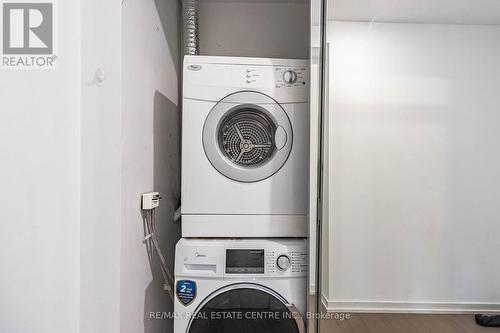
[226,249,264,274]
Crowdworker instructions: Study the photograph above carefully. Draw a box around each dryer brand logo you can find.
[1,0,57,69]
[187,64,202,71]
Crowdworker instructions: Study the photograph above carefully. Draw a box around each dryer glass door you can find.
[187,284,304,333]
[203,91,293,183]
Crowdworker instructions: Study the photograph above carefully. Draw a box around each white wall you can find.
[121,0,181,332]
[1,1,179,332]
[80,0,122,332]
[81,1,180,332]
[0,1,81,332]
[325,21,500,313]
[199,1,309,59]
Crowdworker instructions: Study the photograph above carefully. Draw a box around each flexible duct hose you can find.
[182,0,199,55]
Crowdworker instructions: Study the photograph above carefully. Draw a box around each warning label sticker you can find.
[176,280,197,306]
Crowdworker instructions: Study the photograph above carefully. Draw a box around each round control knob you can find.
[283,70,298,84]
[276,255,291,271]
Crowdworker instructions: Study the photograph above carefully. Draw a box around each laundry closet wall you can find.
[121,0,181,333]
[198,0,309,59]
[81,0,122,332]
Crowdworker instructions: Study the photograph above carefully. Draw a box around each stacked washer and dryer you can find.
[175,56,309,333]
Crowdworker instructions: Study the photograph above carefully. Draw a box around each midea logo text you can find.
[1,1,57,69]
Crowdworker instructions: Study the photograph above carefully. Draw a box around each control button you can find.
[283,70,298,84]
[276,255,291,271]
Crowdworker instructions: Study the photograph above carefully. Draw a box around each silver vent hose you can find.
[182,0,199,55]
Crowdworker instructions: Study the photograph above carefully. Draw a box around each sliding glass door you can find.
[312,1,500,332]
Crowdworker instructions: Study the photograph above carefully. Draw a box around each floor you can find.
[320,313,499,333]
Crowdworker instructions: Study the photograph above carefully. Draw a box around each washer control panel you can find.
[265,248,308,275]
[176,238,307,278]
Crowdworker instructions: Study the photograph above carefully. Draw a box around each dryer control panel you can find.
[274,67,308,88]
[183,56,310,104]
[235,66,309,89]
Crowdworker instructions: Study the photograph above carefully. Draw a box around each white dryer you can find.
[182,56,310,237]
[174,238,307,333]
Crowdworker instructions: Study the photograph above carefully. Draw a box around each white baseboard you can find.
[322,296,500,314]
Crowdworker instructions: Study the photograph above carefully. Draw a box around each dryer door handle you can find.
[275,126,288,150]
[286,303,305,333]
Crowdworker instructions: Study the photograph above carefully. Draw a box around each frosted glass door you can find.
[318,0,500,331]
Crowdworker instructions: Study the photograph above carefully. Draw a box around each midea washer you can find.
[174,238,307,333]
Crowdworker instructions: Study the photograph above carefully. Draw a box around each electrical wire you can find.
[149,211,171,286]
[142,210,154,272]
[142,207,174,301]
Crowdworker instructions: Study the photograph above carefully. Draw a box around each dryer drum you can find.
[218,109,277,167]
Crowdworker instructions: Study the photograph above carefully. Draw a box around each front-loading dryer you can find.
[182,56,309,237]
[174,238,307,333]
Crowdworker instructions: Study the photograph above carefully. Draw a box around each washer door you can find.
[203,91,293,183]
[187,283,304,333]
